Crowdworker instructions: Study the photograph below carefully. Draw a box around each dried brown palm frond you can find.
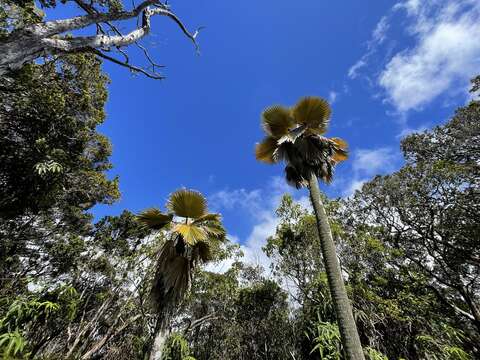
[255,136,278,164]
[255,96,349,188]
[261,105,295,138]
[150,239,192,314]
[292,96,331,133]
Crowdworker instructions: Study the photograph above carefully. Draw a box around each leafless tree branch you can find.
[0,0,201,78]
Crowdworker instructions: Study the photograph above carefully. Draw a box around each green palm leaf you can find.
[261,105,295,138]
[203,223,226,238]
[255,136,278,163]
[173,223,208,245]
[167,189,207,219]
[292,97,331,133]
[192,213,222,224]
[137,208,173,230]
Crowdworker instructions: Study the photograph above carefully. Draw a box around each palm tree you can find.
[137,188,226,360]
[255,97,365,360]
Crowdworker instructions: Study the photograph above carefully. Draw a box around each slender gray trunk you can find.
[149,321,169,360]
[308,172,365,360]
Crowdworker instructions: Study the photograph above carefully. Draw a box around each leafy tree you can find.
[0,53,120,303]
[255,96,364,359]
[162,333,195,360]
[138,189,226,360]
[177,262,296,360]
[343,95,480,346]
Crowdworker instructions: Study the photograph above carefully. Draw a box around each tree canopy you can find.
[0,3,479,358]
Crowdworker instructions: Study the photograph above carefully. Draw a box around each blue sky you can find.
[48,0,480,266]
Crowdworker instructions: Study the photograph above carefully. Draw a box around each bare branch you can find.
[92,49,165,79]
[27,0,160,38]
[0,1,201,77]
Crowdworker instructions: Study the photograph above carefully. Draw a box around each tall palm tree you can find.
[137,188,226,360]
[255,97,365,360]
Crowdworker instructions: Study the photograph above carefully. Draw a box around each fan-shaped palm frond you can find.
[172,223,208,245]
[167,189,207,219]
[255,136,278,164]
[330,137,349,162]
[202,222,226,238]
[192,213,222,224]
[137,208,173,230]
[261,105,295,138]
[254,97,348,188]
[140,188,226,319]
[292,97,331,133]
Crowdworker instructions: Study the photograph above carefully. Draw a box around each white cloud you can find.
[347,16,390,79]
[204,235,241,274]
[353,147,398,174]
[380,0,480,112]
[344,178,369,197]
[396,124,428,138]
[343,147,399,196]
[348,59,367,79]
[328,91,338,104]
[394,0,421,17]
[208,177,311,273]
[372,16,390,45]
[209,188,262,212]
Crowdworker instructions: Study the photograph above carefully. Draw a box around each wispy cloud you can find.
[208,177,310,273]
[380,0,480,112]
[343,147,399,196]
[352,147,398,174]
[348,16,390,79]
[371,16,390,46]
[328,91,338,104]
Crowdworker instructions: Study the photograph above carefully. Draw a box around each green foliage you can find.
[308,319,341,359]
[364,347,388,360]
[162,333,196,360]
[0,53,119,219]
[0,330,26,359]
[0,8,478,359]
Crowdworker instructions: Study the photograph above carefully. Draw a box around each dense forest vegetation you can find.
[1,1,479,359]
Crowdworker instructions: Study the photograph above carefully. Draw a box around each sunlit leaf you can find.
[192,213,222,224]
[292,97,331,132]
[277,124,307,145]
[173,223,208,245]
[261,105,295,138]
[167,189,207,219]
[203,224,226,238]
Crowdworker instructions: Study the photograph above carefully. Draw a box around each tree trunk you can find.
[149,321,169,360]
[308,172,365,360]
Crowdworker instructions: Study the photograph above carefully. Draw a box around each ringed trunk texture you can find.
[308,172,365,360]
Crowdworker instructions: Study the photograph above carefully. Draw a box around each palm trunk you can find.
[308,172,365,360]
[149,320,169,360]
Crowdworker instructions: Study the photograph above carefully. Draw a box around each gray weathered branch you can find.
[0,0,200,77]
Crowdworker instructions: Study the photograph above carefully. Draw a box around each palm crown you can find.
[255,96,348,188]
[137,189,225,312]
